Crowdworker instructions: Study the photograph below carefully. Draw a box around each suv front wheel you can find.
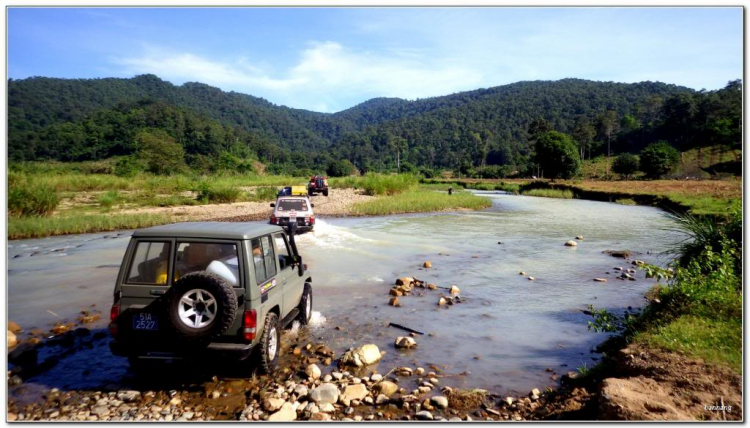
[258,312,280,374]
[297,283,313,325]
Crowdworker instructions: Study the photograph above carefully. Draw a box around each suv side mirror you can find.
[311,203,315,208]
[270,203,275,207]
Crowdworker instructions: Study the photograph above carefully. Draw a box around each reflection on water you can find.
[8,193,682,397]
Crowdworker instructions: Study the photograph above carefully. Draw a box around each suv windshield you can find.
[277,199,308,211]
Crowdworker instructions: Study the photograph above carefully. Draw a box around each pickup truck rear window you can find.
[277,199,308,211]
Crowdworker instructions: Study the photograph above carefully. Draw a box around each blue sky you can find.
[8,7,743,113]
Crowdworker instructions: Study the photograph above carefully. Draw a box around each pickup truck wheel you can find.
[165,272,237,345]
[323,189,329,197]
[297,283,313,325]
[258,312,280,374]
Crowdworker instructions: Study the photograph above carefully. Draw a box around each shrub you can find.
[612,153,639,178]
[640,141,680,178]
[327,159,357,177]
[8,183,60,217]
[136,129,187,175]
[97,190,121,211]
[114,156,142,177]
[329,173,419,196]
[253,186,279,202]
[534,131,582,179]
[196,182,242,203]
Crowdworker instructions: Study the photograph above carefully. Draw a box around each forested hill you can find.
[9,74,709,174]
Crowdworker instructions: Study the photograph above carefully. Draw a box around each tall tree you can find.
[572,115,596,160]
[597,110,621,179]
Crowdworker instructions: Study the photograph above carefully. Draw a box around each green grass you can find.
[9,213,173,240]
[10,169,305,194]
[520,188,574,199]
[615,198,638,206]
[8,183,60,217]
[97,190,122,211]
[635,315,741,372]
[329,173,419,196]
[666,194,739,216]
[196,183,243,203]
[352,189,492,216]
[251,186,280,202]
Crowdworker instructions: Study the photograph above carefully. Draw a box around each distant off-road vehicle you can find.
[270,196,315,232]
[109,222,313,374]
[308,175,329,197]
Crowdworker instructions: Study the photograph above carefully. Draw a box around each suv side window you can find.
[273,233,292,270]
[126,241,171,285]
[251,238,267,284]
[261,235,277,279]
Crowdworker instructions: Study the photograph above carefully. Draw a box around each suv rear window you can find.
[127,241,171,284]
[176,242,239,286]
[277,199,308,211]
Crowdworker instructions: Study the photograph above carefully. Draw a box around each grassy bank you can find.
[520,188,574,199]
[9,213,173,240]
[589,205,742,373]
[426,177,740,216]
[329,173,420,195]
[351,188,492,216]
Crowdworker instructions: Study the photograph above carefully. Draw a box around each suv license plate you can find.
[133,313,158,331]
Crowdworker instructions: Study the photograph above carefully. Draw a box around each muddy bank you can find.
[528,343,742,421]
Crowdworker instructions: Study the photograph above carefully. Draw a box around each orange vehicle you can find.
[307,175,329,197]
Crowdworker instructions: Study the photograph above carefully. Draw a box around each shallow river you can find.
[8,192,683,399]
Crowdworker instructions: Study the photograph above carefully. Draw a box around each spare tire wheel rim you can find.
[268,326,278,359]
[178,289,218,329]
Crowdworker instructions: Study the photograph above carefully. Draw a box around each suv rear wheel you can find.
[258,312,280,374]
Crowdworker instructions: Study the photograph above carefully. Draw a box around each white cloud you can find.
[113,42,483,112]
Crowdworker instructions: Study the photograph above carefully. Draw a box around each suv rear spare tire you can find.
[165,271,237,344]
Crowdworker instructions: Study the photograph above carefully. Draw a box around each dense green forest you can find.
[8,75,741,177]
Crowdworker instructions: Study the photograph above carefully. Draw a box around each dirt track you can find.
[117,188,375,222]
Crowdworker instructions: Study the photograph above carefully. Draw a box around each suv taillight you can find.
[310,215,315,225]
[270,215,277,224]
[243,310,257,342]
[109,304,120,337]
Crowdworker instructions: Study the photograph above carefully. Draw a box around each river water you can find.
[7,192,682,399]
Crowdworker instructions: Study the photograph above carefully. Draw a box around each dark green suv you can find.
[109,222,313,373]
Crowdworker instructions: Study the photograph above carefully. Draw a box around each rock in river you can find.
[306,364,321,380]
[340,344,382,367]
[8,321,22,333]
[394,336,417,349]
[310,383,339,405]
[423,261,432,268]
[340,384,368,405]
[431,396,449,409]
[8,330,17,348]
[449,285,460,295]
[565,240,578,247]
[268,402,297,421]
[594,278,607,283]
[375,381,399,397]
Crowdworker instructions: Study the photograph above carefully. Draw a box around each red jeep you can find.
[307,175,329,197]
